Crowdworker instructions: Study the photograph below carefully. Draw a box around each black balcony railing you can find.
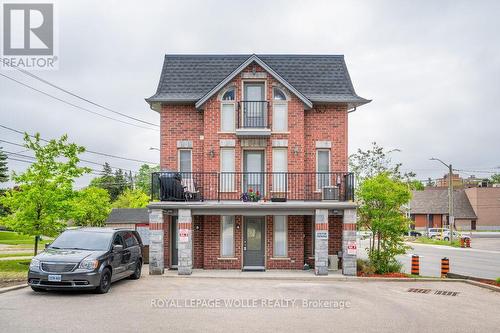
[237,101,268,128]
[151,171,355,202]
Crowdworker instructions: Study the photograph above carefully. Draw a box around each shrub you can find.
[369,250,403,274]
[357,259,376,275]
[496,277,500,285]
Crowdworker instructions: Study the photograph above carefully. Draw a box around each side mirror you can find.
[113,244,124,252]
[45,243,51,249]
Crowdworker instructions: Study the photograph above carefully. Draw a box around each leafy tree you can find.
[425,177,435,187]
[70,187,111,227]
[408,180,425,191]
[0,147,8,184]
[0,134,89,255]
[349,142,416,182]
[357,173,411,274]
[490,173,500,184]
[112,188,149,208]
[135,164,160,195]
[112,168,129,199]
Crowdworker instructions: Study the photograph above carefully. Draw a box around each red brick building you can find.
[145,54,369,276]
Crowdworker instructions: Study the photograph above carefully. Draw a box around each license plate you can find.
[48,275,62,282]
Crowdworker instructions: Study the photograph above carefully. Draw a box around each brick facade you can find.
[157,61,350,270]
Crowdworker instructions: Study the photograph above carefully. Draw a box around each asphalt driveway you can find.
[0,273,499,332]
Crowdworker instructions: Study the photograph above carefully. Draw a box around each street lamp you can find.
[149,147,160,151]
[430,157,454,244]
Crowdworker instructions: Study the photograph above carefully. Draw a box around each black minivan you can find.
[28,228,143,294]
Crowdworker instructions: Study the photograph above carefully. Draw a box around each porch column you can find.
[342,209,357,276]
[314,209,329,276]
[177,209,193,275]
[149,209,164,275]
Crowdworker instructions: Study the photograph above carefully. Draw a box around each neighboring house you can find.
[464,187,500,230]
[410,189,477,230]
[145,54,370,276]
[105,208,150,245]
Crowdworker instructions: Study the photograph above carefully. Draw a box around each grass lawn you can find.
[0,252,33,258]
[0,259,29,287]
[0,231,52,246]
[414,237,461,248]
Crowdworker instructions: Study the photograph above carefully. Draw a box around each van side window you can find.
[123,232,138,248]
[113,234,124,247]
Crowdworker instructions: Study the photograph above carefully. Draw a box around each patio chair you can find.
[181,177,202,201]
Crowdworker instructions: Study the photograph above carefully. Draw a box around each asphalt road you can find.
[0,275,499,332]
[359,238,500,279]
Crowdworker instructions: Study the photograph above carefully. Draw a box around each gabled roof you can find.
[146,54,370,109]
[410,189,477,220]
[105,208,149,224]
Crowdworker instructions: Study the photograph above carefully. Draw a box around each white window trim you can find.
[220,148,235,192]
[316,149,331,191]
[220,101,236,132]
[178,149,192,173]
[273,216,288,258]
[272,148,288,193]
[220,216,235,257]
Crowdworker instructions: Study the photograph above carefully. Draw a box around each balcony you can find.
[151,171,354,202]
[235,101,271,137]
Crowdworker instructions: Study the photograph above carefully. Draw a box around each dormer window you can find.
[272,87,288,132]
[222,88,235,101]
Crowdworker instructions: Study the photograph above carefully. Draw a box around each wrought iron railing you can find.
[151,171,355,202]
[237,101,269,128]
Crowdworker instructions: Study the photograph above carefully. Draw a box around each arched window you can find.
[221,88,236,132]
[273,87,287,101]
[222,88,235,101]
[272,87,288,132]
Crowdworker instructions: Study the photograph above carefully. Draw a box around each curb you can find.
[0,283,27,294]
[159,274,500,292]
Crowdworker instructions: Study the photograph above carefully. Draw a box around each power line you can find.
[0,124,157,164]
[6,156,103,176]
[0,73,159,132]
[14,66,160,128]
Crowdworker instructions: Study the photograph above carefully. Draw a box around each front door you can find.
[170,216,178,267]
[243,150,264,195]
[243,217,265,270]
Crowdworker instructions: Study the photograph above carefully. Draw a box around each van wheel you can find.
[444,237,450,241]
[129,260,142,280]
[95,268,111,294]
[31,286,46,292]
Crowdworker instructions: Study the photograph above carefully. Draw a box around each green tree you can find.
[70,187,111,227]
[112,188,149,208]
[357,173,411,274]
[135,164,160,195]
[0,134,89,255]
[349,142,416,182]
[490,173,500,184]
[0,147,8,184]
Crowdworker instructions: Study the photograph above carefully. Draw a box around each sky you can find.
[1,0,499,188]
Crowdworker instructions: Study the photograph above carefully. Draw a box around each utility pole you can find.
[430,158,454,244]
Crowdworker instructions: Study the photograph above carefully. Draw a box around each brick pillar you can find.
[342,209,357,276]
[177,209,193,275]
[314,209,329,276]
[149,209,164,275]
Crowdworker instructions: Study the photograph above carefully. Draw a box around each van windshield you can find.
[50,231,112,251]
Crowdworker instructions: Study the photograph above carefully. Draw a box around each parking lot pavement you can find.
[0,274,499,333]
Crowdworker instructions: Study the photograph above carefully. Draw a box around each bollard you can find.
[459,238,465,248]
[411,255,420,275]
[465,238,471,248]
[441,257,449,278]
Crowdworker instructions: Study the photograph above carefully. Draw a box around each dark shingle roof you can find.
[105,208,149,224]
[146,54,370,107]
[410,189,477,219]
